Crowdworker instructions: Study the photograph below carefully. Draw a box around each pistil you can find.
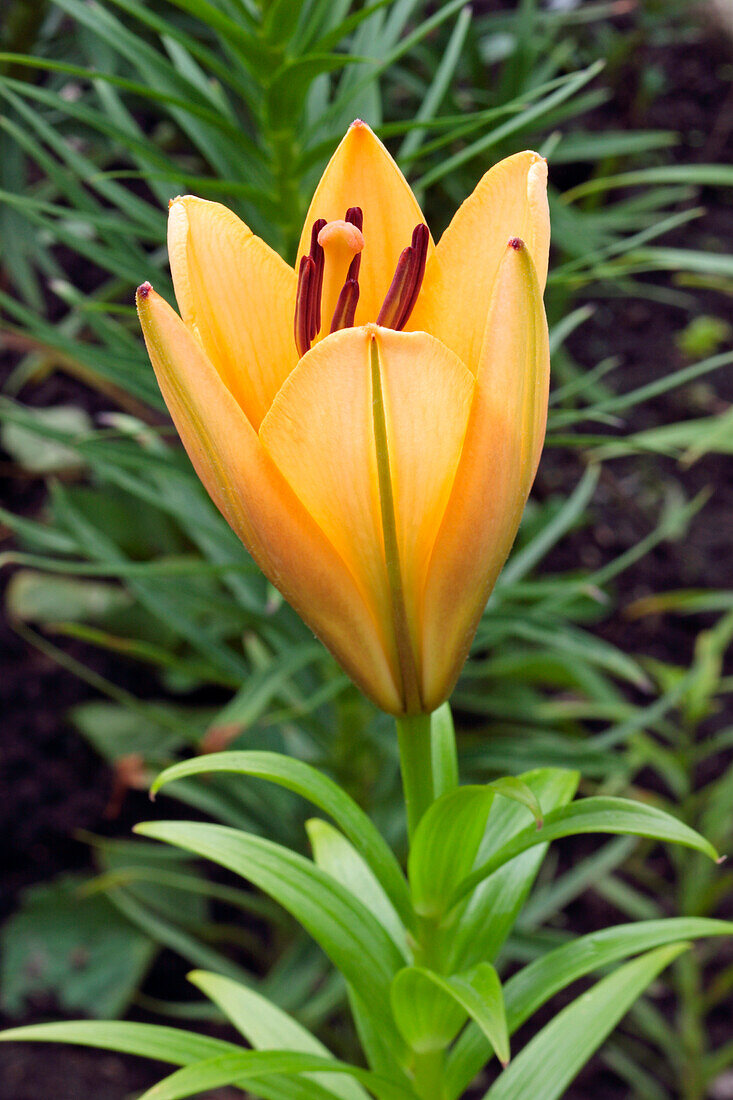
[317,217,365,340]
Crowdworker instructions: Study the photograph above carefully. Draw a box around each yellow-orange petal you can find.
[259,325,474,710]
[168,196,297,431]
[420,238,550,711]
[375,328,474,657]
[409,151,549,375]
[136,284,402,713]
[297,121,433,327]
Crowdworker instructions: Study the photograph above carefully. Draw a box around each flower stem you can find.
[396,711,434,844]
[412,1049,445,1100]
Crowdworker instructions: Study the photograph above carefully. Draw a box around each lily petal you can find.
[375,328,474,658]
[168,196,297,430]
[259,325,474,710]
[136,285,402,714]
[297,121,433,327]
[410,151,549,375]
[420,238,550,710]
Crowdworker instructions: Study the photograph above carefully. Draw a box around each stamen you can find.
[308,218,326,340]
[376,222,429,331]
[294,219,327,356]
[376,249,412,329]
[397,223,429,329]
[345,207,364,282]
[330,278,360,333]
[294,254,315,358]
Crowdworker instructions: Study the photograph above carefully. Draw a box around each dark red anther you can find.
[345,207,364,281]
[376,222,429,331]
[294,219,328,356]
[397,223,429,329]
[309,218,326,340]
[330,278,360,333]
[377,249,412,329]
[345,206,363,231]
[295,254,315,357]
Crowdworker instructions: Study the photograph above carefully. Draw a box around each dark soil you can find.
[1,8,733,1100]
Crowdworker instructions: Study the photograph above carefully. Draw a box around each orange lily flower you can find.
[136,121,550,716]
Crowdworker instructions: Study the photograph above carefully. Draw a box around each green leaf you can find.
[447,770,580,973]
[397,4,471,162]
[0,404,92,473]
[0,875,154,1019]
[138,1051,415,1100]
[390,967,466,1053]
[450,796,719,909]
[409,786,496,918]
[505,917,733,1032]
[482,944,690,1100]
[487,777,544,829]
[5,570,131,625]
[391,964,509,1066]
[0,1020,240,1064]
[188,970,369,1100]
[134,820,404,1031]
[430,702,458,799]
[307,819,409,959]
[150,751,414,930]
[445,918,733,1100]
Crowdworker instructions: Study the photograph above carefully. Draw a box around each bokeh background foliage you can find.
[1,0,732,1096]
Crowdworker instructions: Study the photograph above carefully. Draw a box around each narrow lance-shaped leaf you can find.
[482,943,690,1100]
[188,970,369,1100]
[447,769,579,974]
[134,820,405,1036]
[307,818,409,960]
[391,964,509,1066]
[149,751,414,930]
[0,1020,239,1064]
[430,702,459,799]
[409,786,496,918]
[450,797,719,909]
[444,917,733,1100]
[409,776,543,918]
[138,1051,416,1100]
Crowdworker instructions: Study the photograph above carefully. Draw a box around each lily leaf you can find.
[149,750,413,929]
[391,963,509,1066]
[188,970,368,1100]
[482,943,689,1100]
[450,796,719,909]
[137,1050,415,1100]
[134,820,404,1034]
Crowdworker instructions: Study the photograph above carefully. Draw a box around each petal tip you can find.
[136,281,153,300]
[508,237,525,251]
[528,157,549,186]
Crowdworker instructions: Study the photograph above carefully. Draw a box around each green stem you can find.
[411,1048,445,1100]
[396,711,434,844]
